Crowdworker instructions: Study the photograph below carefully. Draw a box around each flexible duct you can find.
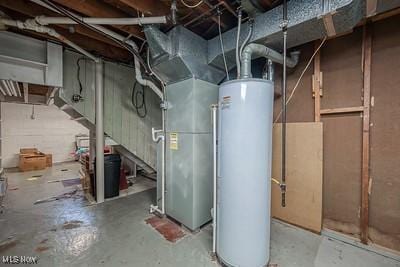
[240,43,299,79]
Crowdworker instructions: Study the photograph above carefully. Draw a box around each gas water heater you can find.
[216,78,274,267]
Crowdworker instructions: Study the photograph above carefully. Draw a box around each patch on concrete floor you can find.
[61,178,81,187]
[0,237,18,252]
[145,216,186,243]
[62,220,83,230]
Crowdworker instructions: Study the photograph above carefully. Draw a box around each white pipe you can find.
[28,0,163,100]
[35,16,167,25]
[80,23,164,99]
[14,81,22,97]
[1,80,12,96]
[29,0,166,210]
[0,81,7,96]
[0,18,98,62]
[7,80,17,96]
[95,60,105,203]
[150,123,166,215]
[211,104,218,255]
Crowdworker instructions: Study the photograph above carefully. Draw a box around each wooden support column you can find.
[361,24,372,245]
[313,41,323,122]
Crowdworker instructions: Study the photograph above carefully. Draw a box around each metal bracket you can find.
[160,101,169,110]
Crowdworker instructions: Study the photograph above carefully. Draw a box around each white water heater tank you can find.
[217,79,274,267]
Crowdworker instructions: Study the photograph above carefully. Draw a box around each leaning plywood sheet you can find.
[272,122,323,232]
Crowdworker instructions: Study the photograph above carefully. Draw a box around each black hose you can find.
[77,57,85,95]
[131,81,147,118]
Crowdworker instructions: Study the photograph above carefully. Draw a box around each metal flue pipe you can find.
[240,43,299,79]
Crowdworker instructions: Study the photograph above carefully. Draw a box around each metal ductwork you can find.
[208,0,400,70]
[144,25,225,84]
[146,0,400,84]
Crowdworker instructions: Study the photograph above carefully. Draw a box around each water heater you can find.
[217,79,274,267]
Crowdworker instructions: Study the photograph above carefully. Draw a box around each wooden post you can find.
[361,24,372,245]
[313,41,322,122]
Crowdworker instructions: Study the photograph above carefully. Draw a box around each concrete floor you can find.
[1,162,399,267]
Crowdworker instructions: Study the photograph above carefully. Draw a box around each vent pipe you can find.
[240,43,299,79]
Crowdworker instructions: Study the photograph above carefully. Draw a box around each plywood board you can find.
[272,122,323,233]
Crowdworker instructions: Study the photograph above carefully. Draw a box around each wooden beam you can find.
[320,106,364,115]
[371,7,400,22]
[112,0,169,16]
[51,0,144,40]
[360,23,372,245]
[313,41,322,122]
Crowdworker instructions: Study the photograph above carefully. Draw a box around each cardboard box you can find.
[20,148,38,155]
[45,154,52,167]
[19,154,47,172]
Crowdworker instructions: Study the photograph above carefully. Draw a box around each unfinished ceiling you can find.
[0,0,282,62]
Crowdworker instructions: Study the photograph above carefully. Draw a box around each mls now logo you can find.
[2,256,39,264]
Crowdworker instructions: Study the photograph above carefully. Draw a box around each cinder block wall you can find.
[1,102,88,168]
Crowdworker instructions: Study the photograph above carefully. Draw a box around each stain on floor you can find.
[146,216,186,243]
[0,237,18,252]
[35,246,51,253]
[62,220,83,230]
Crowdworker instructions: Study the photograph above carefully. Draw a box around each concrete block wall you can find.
[1,102,88,168]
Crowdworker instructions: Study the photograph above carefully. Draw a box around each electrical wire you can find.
[76,57,86,95]
[274,37,327,123]
[218,12,230,80]
[181,0,204,8]
[131,81,147,118]
[239,19,254,63]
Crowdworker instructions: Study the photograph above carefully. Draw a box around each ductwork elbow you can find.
[240,43,300,79]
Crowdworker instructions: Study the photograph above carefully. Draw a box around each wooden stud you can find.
[360,23,372,245]
[322,13,337,37]
[313,41,322,122]
[366,0,378,17]
[320,106,364,115]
